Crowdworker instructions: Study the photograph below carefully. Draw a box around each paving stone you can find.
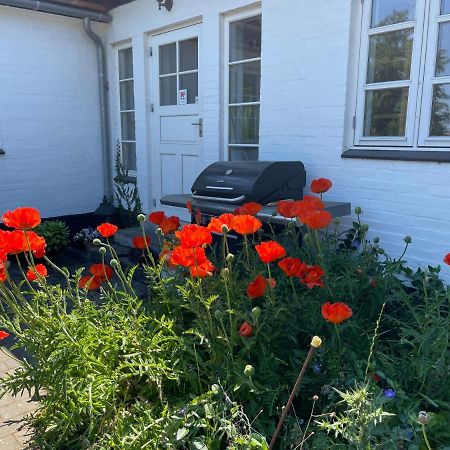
[0,434,22,450]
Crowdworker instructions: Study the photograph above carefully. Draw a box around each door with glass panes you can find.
[151,24,201,216]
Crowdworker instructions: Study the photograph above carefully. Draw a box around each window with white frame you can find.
[118,47,137,171]
[354,0,450,148]
[227,14,262,161]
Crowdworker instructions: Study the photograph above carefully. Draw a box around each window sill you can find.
[342,148,450,163]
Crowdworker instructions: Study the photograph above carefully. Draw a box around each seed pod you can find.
[251,307,261,319]
[418,411,430,425]
[355,207,362,215]
[93,238,101,246]
[137,214,146,223]
[404,236,412,244]
[214,310,224,320]
[221,224,229,234]
[99,247,107,255]
[110,259,118,268]
[220,268,230,279]
[244,365,255,377]
[226,253,234,263]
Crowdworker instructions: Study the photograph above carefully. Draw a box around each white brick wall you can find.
[104,0,450,277]
[0,7,105,218]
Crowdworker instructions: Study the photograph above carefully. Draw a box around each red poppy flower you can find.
[186,200,192,213]
[369,372,381,383]
[444,253,450,265]
[176,224,212,248]
[190,259,215,278]
[300,265,325,289]
[89,264,113,282]
[0,262,6,283]
[170,246,208,268]
[160,216,180,235]
[97,223,118,238]
[266,277,276,289]
[195,208,202,225]
[0,330,10,340]
[2,207,41,230]
[235,202,262,216]
[149,211,166,225]
[27,232,46,258]
[321,302,353,324]
[300,209,332,229]
[132,236,151,249]
[255,241,286,263]
[247,275,267,299]
[78,276,101,290]
[276,201,302,218]
[0,249,6,263]
[159,249,176,270]
[239,321,253,338]
[0,230,26,254]
[26,264,48,282]
[311,178,332,194]
[208,213,235,234]
[302,195,325,209]
[278,257,306,277]
[231,215,262,235]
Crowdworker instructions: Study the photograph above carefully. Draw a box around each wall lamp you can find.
[157,0,173,11]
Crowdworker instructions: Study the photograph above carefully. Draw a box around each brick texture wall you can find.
[0,7,104,218]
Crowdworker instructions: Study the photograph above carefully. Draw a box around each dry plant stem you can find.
[364,302,386,382]
[269,344,318,450]
[422,424,432,450]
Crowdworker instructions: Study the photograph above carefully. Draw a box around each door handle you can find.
[191,118,203,137]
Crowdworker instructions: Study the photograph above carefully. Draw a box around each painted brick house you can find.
[1,0,449,274]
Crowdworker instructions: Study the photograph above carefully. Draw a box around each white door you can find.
[151,24,202,219]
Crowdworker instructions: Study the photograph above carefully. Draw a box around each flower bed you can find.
[0,181,449,449]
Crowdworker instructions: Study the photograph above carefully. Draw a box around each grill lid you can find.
[191,161,306,205]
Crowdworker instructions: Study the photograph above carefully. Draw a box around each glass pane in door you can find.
[160,76,177,106]
[159,43,176,75]
[363,87,409,136]
[179,73,198,104]
[371,0,416,28]
[179,38,198,71]
[430,83,450,136]
[229,105,260,144]
[229,16,262,62]
[441,0,450,14]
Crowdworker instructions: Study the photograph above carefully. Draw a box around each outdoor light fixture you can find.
[156,0,173,11]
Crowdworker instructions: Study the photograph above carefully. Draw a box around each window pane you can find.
[229,105,260,144]
[441,0,450,14]
[430,84,450,136]
[435,23,450,76]
[118,48,133,80]
[363,88,408,136]
[160,76,177,106]
[229,146,259,161]
[121,112,135,141]
[119,80,134,110]
[179,38,198,72]
[229,61,261,103]
[371,0,416,28]
[122,142,137,171]
[367,28,413,83]
[230,16,262,62]
[159,43,176,75]
[179,73,198,104]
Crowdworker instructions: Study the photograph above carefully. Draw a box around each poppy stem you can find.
[422,424,432,450]
[269,336,321,450]
[334,323,342,354]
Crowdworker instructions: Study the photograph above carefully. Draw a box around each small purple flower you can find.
[383,388,396,398]
[312,362,322,374]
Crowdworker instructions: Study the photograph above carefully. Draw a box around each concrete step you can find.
[114,223,161,252]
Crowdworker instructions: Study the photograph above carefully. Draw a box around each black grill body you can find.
[191,161,306,205]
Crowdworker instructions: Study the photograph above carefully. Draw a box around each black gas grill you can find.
[191,161,306,205]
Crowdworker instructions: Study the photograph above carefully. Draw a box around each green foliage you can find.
[0,209,449,448]
[35,220,70,253]
[114,141,142,227]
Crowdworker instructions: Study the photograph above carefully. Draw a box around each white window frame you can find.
[352,0,450,150]
[223,8,262,161]
[117,44,137,175]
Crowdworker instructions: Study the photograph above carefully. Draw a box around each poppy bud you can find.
[99,247,106,255]
[244,365,255,377]
[211,384,220,394]
[251,307,261,319]
[373,237,380,243]
[214,310,224,320]
[110,259,118,268]
[311,336,322,348]
[333,218,341,226]
[355,207,362,215]
[220,268,229,279]
[226,253,234,262]
[221,224,229,234]
[156,228,163,236]
[137,214,146,223]
[361,224,369,232]
[287,221,296,230]
[404,236,412,244]
[418,411,430,424]
[93,238,101,246]
[312,395,319,401]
